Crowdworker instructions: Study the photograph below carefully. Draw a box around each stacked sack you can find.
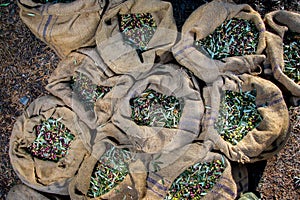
[9,0,297,199]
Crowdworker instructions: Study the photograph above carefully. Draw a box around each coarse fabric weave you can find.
[200,74,290,163]
[112,64,204,154]
[264,10,300,103]
[46,48,134,129]
[17,0,125,58]
[143,142,237,200]
[7,184,50,200]
[69,123,144,200]
[96,0,177,75]
[173,0,266,83]
[9,96,91,195]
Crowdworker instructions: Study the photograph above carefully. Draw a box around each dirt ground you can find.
[0,0,299,199]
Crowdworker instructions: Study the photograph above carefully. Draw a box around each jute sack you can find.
[143,142,237,200]
[17,0,123,58]
[264,11,300,100]
[9,95,91,195]
[112,64,204,154]
[200,74,290,163]
[172,0,266,83]
[7,184,68,200]
[96,0,177,75]
[46,48,134,129]
[7,184,50,200]
[69,123,146,200]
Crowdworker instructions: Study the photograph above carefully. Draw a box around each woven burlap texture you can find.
[17,0,124,58]
[264,10,300,101]
[200,74,290,163]
[7,184,50,200]
[172,0,266,84]
[112,64,204,154]
[68,122,147,200]
[143,142,237,200]
[46,48,134,129]
[9,95,91,195]
[96,0,177,75]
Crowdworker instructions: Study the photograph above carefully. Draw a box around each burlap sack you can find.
[69,123,146,200]
[17,0,124,58]
[7,184,69,200]
[7,184,50,200]
[264,10,300,100]
[9,95,91,195]
[200,74,290,163]
[172,0,266,83]
[143,142,237,200]
[112,64,204,154]
[46,48,134,129]
[264,10,300,38]
[96,0,177,75]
